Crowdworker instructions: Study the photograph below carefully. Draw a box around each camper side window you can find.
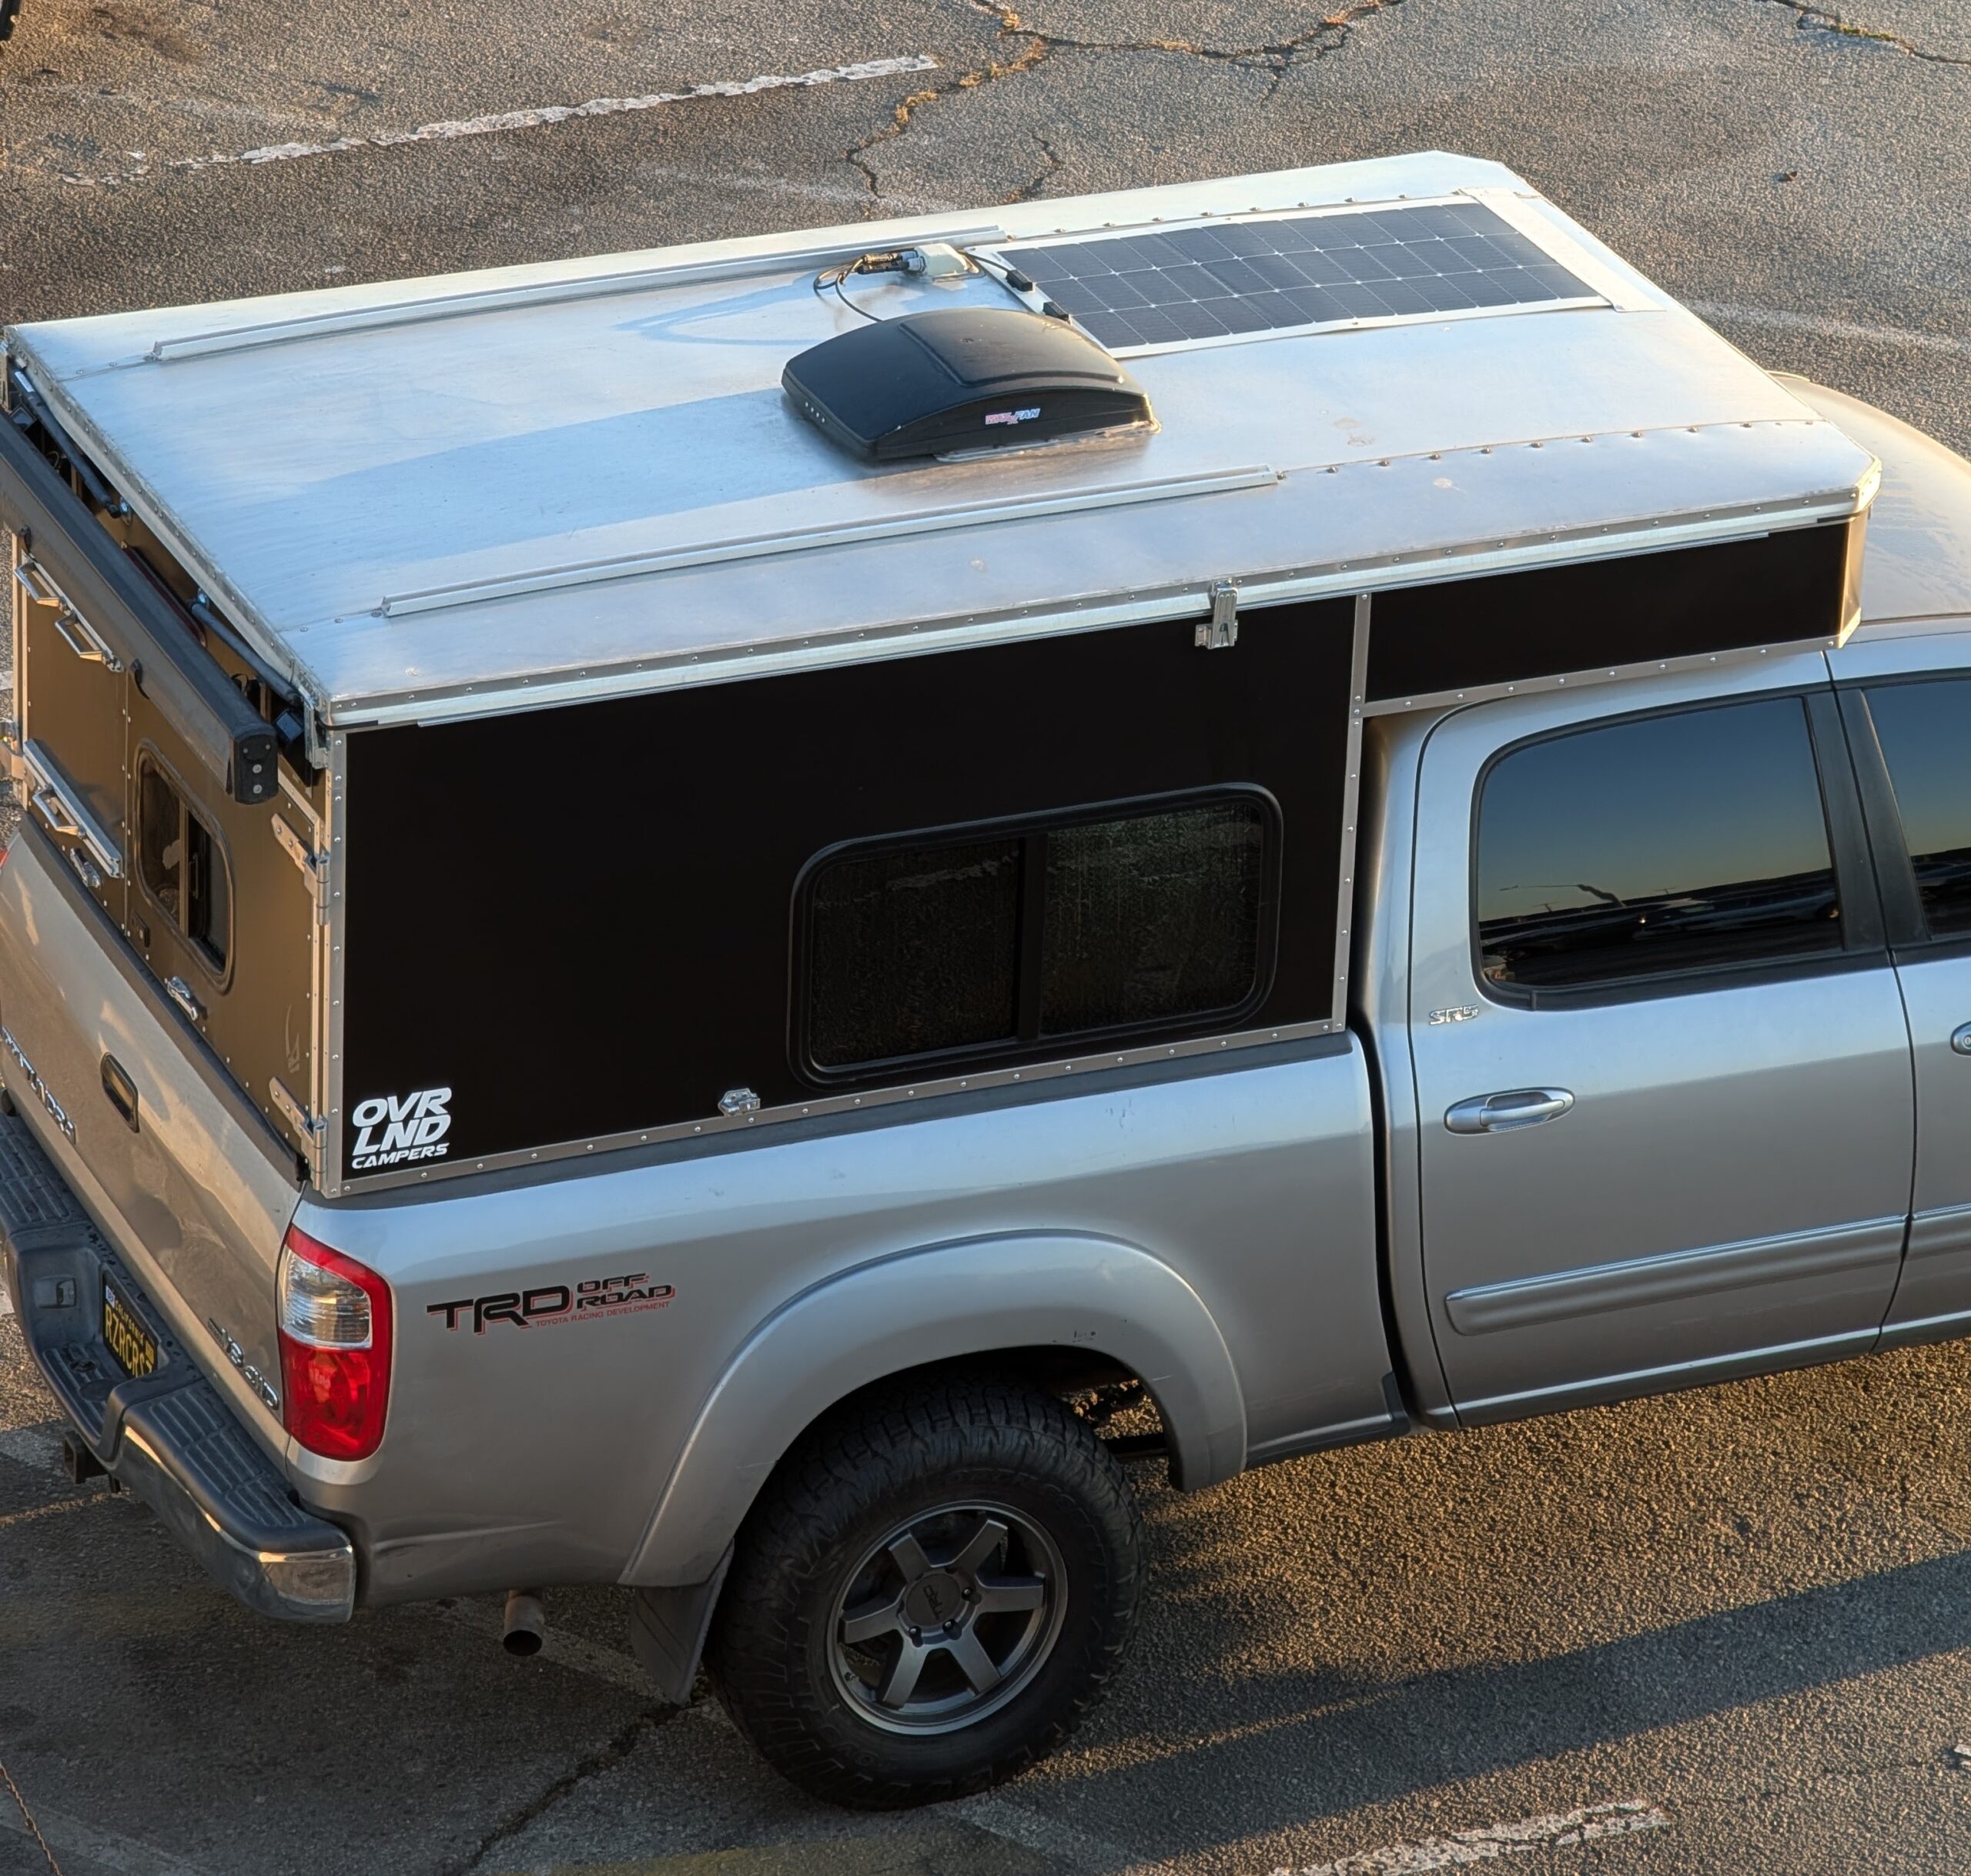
[136,754,231,975]
[801,791,1277,1078]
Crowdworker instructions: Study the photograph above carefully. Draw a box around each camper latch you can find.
[1196,580,1239,651]
[269,1076,326,1145]
[272,813,330,921]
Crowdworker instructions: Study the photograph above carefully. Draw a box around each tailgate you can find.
[0,820,302,1446]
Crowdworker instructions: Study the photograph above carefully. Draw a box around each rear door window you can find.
[1864,677,1971,941]
[1475,697,1844,992]
[136,752,231,975]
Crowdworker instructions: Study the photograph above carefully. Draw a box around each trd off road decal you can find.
[349,1086,452,1170]
[427,1272,676,1334]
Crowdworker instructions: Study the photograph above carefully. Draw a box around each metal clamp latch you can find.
[15,560,122,672]
[1196,579,1239,650]
[272,814,330,921]
[718,1087,762,1116]
[269,1077,326,1144]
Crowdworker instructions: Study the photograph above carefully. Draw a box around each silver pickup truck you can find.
[4,152,1969,1809]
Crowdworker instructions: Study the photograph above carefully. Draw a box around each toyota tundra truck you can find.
[4,152,1969,1807]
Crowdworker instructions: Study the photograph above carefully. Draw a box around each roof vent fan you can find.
[781,307,1154,463]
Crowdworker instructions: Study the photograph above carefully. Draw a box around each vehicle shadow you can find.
[1027,1522,1971,1858]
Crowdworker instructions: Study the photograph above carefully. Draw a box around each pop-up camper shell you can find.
[2,152,1874,1200]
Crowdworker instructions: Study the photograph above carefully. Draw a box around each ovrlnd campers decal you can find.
[349,1086,452,1170]
[427,1271,676,1334]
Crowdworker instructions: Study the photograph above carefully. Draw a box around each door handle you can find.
[101,1055,139,1132]
[1444,1088,1575,1134]
[1953,1024,1971,1057]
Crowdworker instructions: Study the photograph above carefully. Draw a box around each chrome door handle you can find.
[164,975,206,1025]
[1953,1023,1971,1057]
[1444,1088,1574,1134]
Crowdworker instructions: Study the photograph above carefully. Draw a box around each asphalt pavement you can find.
[2,2,1970,1872]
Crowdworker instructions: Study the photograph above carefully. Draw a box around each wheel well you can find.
[774,1347,1172,1490]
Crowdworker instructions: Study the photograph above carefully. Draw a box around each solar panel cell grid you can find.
[997,201,1598,353]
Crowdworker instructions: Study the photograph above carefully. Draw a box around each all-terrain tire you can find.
[706,1377,1144,1808]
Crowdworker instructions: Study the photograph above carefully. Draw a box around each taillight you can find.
[277,1226,392,1461]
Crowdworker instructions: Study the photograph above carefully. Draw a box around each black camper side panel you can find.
[1364,523,1853,706]
[339,600,1357,1182]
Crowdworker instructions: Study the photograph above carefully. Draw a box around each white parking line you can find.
[0,1793,213,1876]
[0,1496,98,1531]
[64,57,940,187]
[1270,1799,1671,1874]
[955,1794,1139,1872]
[0,1424,65,1474]
[1691,300,1971,359]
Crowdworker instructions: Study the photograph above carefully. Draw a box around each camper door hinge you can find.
[1196,579,1239,650]
[269,1077,325,1145]
[272,813,330,918]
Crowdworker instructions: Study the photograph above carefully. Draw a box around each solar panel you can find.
[990,201,1601,356]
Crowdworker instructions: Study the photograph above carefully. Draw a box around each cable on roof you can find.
[811,244,999,325]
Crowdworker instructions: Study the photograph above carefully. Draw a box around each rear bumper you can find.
[0,1113,355,1623]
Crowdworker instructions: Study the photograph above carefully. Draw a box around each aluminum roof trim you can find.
[4,153,1871,721]
[324,430,1871,727]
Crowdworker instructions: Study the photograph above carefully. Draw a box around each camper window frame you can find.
[790,783,1286,1088]
[132,742,237,990]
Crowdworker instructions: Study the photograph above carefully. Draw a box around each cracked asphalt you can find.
[2,2,1970,1872]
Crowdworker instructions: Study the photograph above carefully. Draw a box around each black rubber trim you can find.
[19,816,303,1187]
[0,406,279,804]
[1837,686,1936,952]
[631,1546,734,1705]
[1805,687,1888,956]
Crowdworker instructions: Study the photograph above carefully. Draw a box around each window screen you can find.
[136,754,230,974]
[807,838,1022,1068]
[804,793,1275,1075]
[1041,801,1264,1032]
[1866,678,1971,941]
[1475,698,1842,992]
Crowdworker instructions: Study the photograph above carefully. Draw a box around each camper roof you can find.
[5,151,1876,729]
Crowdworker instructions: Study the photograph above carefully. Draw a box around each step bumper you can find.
[0,1112,354,1623]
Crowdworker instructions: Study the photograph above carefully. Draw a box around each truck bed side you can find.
[292,1037,1391,1601]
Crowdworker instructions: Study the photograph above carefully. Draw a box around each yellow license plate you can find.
[102,1278,159,1379]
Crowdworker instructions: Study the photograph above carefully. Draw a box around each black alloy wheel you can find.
[830,1500,1067,1733]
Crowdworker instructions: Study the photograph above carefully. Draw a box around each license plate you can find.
[102,1278,159,1379]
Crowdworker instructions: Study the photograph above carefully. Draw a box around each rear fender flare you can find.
[621,1232,1246,1587]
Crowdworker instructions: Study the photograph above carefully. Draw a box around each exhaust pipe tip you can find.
[502,1589,546,1657]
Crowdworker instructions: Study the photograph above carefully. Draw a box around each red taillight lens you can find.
[276,1226,392,1461]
